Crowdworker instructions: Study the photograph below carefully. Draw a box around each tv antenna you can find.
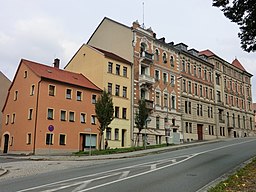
[142,2,145,29]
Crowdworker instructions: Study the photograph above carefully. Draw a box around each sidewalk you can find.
[0,139,223,179]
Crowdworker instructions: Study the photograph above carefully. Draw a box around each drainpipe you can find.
[33,79,41,155]
[130,31,135,147]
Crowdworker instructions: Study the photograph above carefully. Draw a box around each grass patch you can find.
[208,158,256,192]
[74,143,171,156]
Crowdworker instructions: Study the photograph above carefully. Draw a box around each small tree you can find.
[135,99,149,146]
[95,90,114,150]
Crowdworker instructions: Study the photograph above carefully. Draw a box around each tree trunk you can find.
[136,132,140,147]
[98,132,103,150]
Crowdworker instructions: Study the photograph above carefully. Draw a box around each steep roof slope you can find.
[23,59,101,91]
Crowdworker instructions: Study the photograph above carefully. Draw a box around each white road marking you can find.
[71,181,92,192]
[119,171,130,179]
[150,164,156,170]
[18,139,256,192]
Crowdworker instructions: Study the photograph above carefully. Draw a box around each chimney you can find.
[53,58,60,68]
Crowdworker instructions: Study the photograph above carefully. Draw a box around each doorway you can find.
[3,134,9,153]
[197,124,203,141]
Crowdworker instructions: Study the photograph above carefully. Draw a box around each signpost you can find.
[48,125,54,155]
[85,128,92,156]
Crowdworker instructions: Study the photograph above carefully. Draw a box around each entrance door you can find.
[197,124,203,141]
[121,130,126,147]
[3,134,9,153]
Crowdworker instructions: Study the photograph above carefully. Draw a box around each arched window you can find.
[155,49,159,61]
[170,56,174,67]
[140,43,147,56]
[163,53,167,63]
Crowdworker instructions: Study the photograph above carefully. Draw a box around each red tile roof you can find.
[92,46,132,65]
[231,58,246,71]
[22,59,101,91]
[198,49,215,57]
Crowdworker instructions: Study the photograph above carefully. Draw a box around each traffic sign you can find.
[48,125,54,132]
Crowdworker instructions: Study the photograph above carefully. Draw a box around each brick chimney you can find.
[53,58,60,68]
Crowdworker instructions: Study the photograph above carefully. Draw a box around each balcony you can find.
[145,99,154,110]
[139,74,155,86]
[140,51,154,64]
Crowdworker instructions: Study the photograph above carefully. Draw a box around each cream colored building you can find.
[65,44,132,148]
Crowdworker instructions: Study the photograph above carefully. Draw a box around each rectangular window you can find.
[69,111,75,122]
[47,109,54,120]
[30,85,35,96]
[155,70,160,81]
[216,74,220,85]
[14,90,18,101]
[46,133,53,145]
[80,113,86,123]
[183,80,186,92]
[66,89,72,99]
[123,87,127,98]
[197,104,200,116]
[188,81,191,94]
[115,85,120,96]
[200,105,203,116]
[185,101,188,114]
[123,66,127,77]
[106,128,111,140]
[217,91,221,102]
[195,84,198,96]
[77,91,82,101]
[200,85,203,97]
[115,106,119,118]
[59,134,66,145]
[210,89,213,100]
[156,92,160,105]
[49,85,55,96]
[171,96,175,109]
[122,108,127,119]
[108,83,112,94]
[27,133,31,145]
[60,110,66,121]
[156,117,160,129]
[164,94,168,107]
[108,62,113,73]
[116,64,120,75]
[185,122,189,133]
[170,75,175,86]
[115,129,119,140]
[92,94,97,104]
[28,109,33,120]
[24,71,28,78]
[189,123,192,133]
[91,115,96,125]
[6,114,9,124]
[163,73,167,84]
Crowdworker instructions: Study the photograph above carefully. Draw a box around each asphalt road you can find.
[1,138,256,192]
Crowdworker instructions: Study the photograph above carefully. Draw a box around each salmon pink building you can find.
[1,59,101,154]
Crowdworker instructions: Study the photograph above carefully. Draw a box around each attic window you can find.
[24,71,28,78]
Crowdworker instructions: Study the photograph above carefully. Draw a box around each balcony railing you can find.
[139,74,155,85]
[140,51,154,64]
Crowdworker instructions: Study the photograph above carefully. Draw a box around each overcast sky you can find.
[0,0,255,101]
